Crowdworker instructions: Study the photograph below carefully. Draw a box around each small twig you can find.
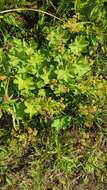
[0,7,65,23]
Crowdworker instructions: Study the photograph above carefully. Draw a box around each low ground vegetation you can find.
[0,0,107,189]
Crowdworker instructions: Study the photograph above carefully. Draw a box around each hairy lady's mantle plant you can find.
[0,18,107,130]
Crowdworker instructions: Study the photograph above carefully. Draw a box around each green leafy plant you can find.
[0,0,107,189]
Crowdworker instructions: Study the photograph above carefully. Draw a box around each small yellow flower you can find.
[27,127,33,134]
